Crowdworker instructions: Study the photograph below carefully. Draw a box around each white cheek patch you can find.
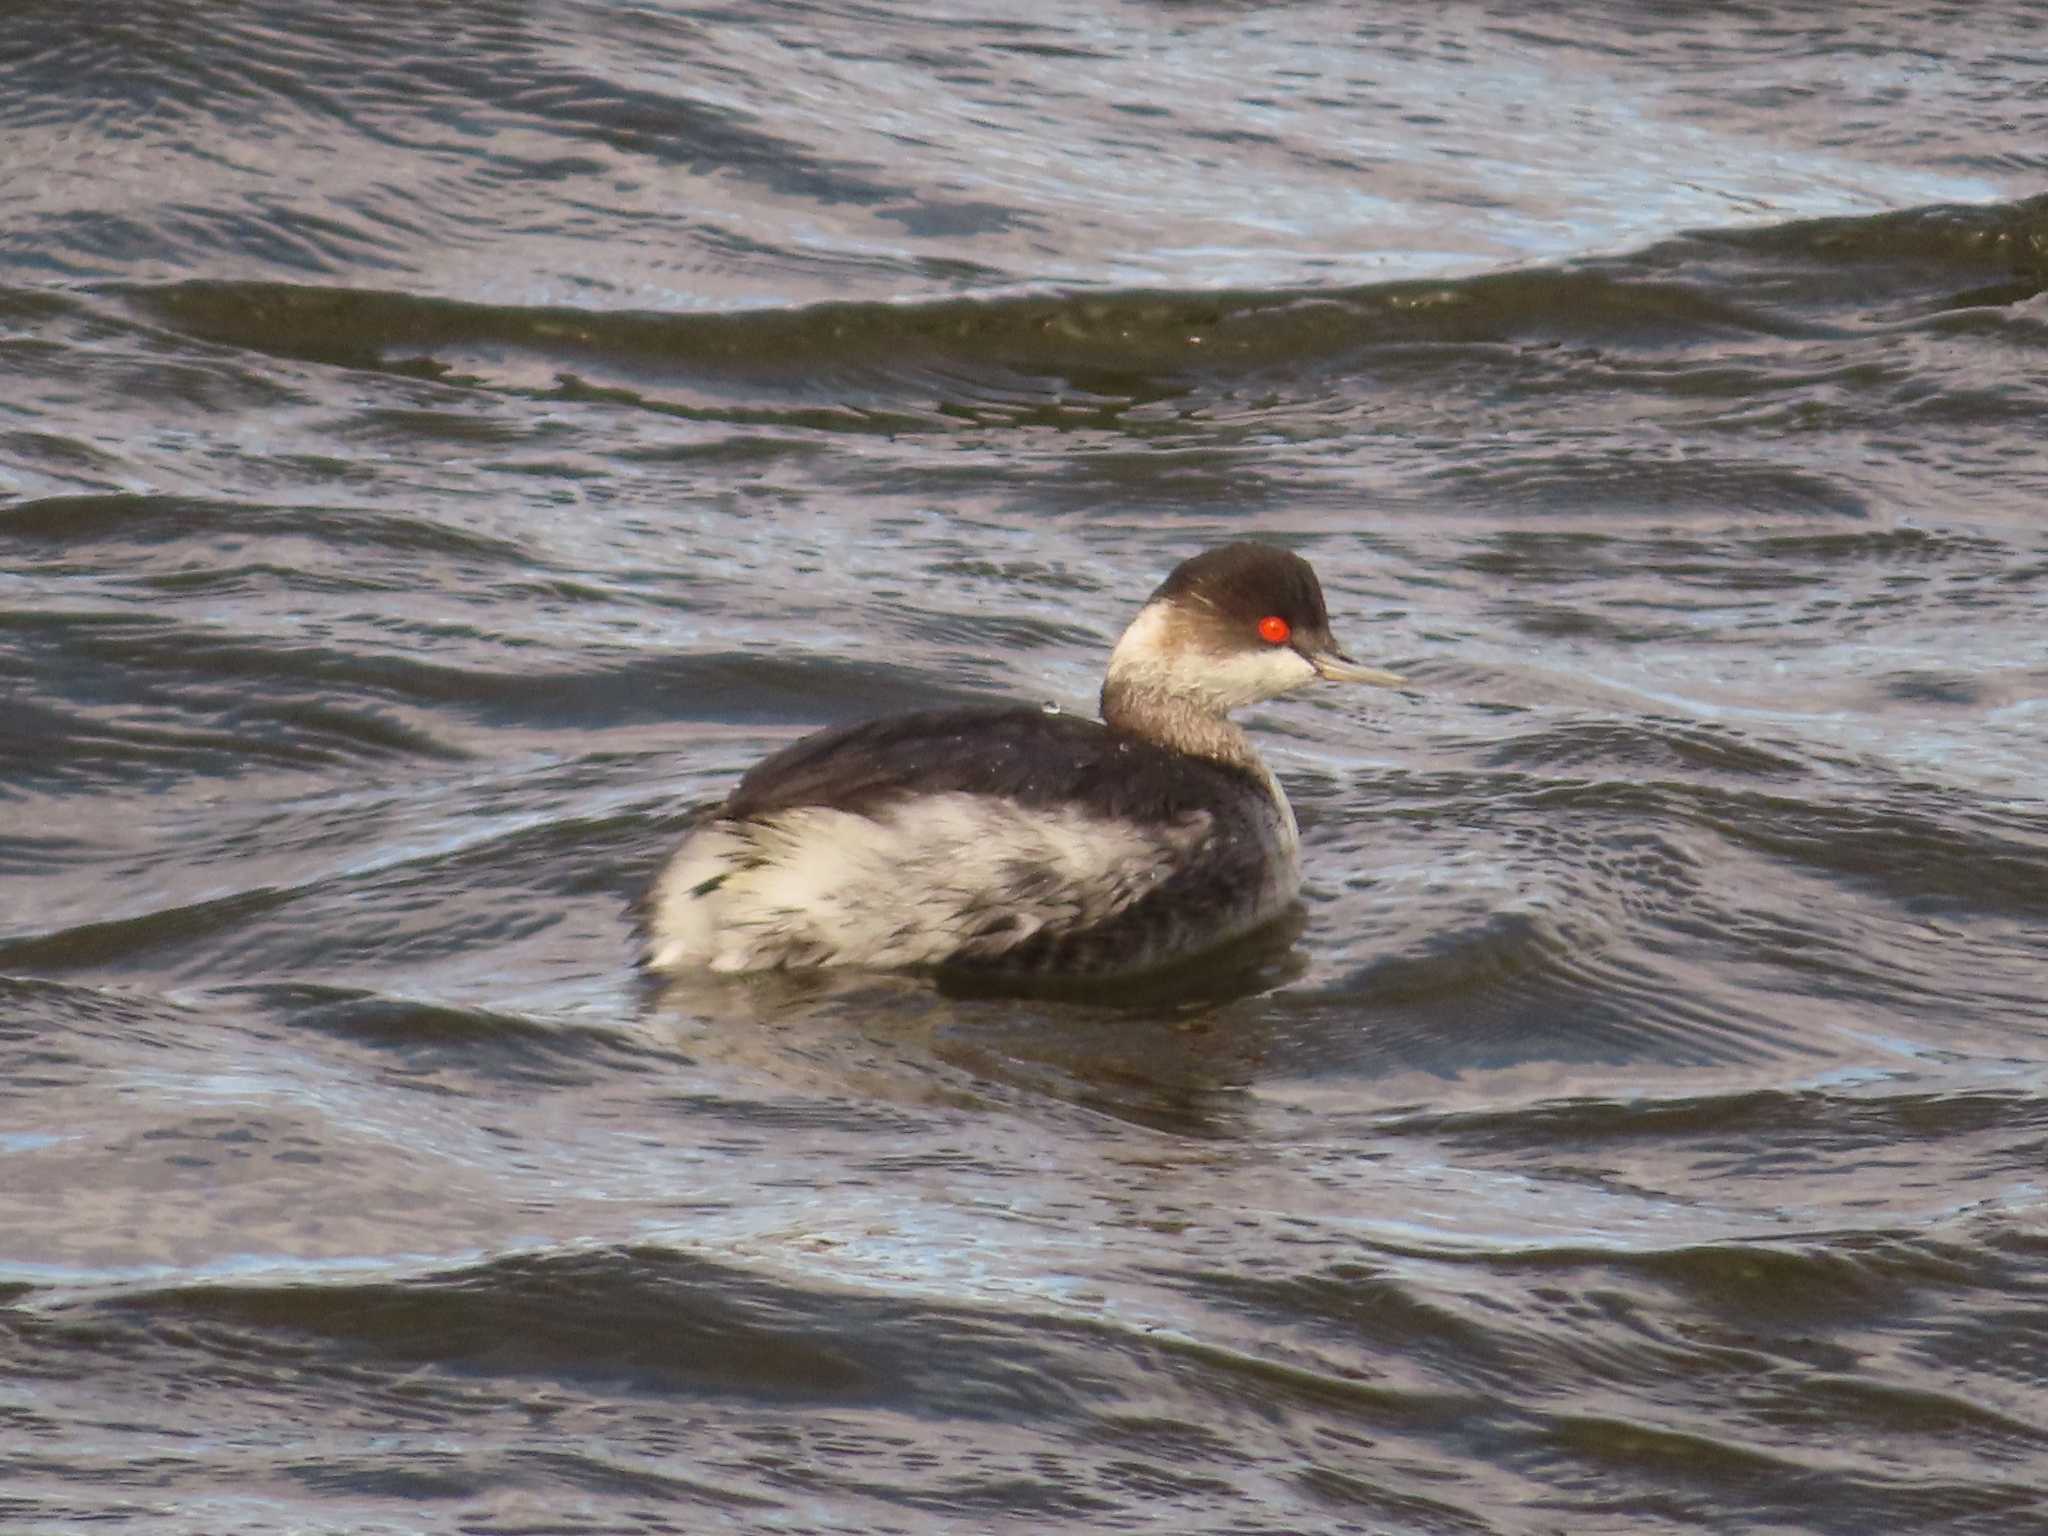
[1192,644,1317,709]
[645,793,1212,974]
[1104,600,1320,710]
[1121,641,1315,711]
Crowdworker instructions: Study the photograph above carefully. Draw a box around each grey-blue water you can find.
[4,3,2047,1531]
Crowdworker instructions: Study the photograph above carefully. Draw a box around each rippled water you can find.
[5,2,2048,1532]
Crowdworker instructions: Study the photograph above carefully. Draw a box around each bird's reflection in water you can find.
[643,912,1308,1135]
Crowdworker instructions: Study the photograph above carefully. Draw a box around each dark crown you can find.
[1149,542,1331,636]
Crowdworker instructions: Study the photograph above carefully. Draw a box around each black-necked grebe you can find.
[644,543,1405,977]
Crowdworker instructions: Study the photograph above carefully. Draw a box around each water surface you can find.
[4,2,2048,1532]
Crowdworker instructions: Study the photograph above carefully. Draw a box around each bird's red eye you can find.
[1257,615,1291,645]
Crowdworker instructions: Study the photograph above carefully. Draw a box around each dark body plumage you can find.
[729,707,1258,824]
[713,705,1292,975]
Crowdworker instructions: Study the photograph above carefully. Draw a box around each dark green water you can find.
[4,3,2048,1532]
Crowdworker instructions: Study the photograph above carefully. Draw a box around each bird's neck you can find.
[1099,678,1262,777]
[1102,603,1260,773]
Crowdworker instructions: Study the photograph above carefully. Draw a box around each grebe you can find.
[644,542,1405,978]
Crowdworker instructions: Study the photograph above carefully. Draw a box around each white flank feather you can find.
[646,792,1212,974]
